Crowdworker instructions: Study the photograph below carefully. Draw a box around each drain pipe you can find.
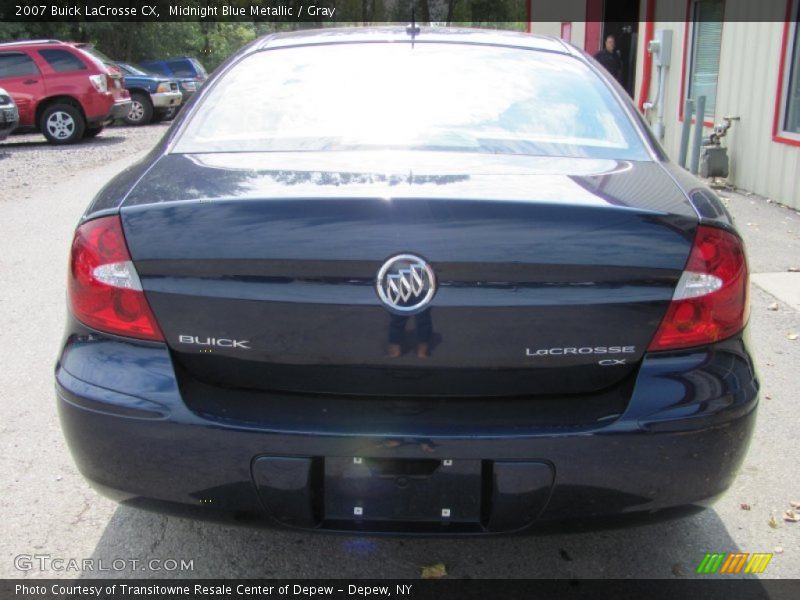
[642,28,672,140]
[645,63,669,139]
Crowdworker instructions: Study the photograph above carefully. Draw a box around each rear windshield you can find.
[191,59,207,76]
[168,59,198,77]
[77,46,114,72]
[174,42,650,160]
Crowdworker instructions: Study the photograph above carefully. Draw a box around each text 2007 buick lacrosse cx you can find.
[56,28,757,533]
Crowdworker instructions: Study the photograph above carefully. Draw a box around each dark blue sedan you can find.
[56,27,757,534]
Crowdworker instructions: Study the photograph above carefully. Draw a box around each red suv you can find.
[0,39,131,144]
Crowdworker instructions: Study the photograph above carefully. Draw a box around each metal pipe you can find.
[690,95,706,175]
[654,63,668,139]
[678,98,694,168]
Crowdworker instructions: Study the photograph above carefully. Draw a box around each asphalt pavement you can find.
[0,127,798,579]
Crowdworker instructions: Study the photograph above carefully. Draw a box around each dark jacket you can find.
[594,49,623,82]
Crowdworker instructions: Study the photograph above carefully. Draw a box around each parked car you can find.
[58,29,757,533]
[73,45,182,126]
[0,40,130,144]
[0,86,19,140]
[138,56,206,110]
[113,63,182,125]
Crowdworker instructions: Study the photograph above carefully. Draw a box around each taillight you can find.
[648,225,749,351]
[88,74,107,93]
[68,216,163,341]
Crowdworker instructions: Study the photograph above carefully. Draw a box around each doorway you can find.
[602,0,641,96]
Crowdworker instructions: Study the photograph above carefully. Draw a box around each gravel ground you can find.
[0,123,169,202]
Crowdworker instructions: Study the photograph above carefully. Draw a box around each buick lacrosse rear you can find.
[56,28,757,533]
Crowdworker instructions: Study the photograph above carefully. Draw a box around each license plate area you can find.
[324,457,483,525]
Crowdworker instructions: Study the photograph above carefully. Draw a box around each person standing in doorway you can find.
[594,34,624,83]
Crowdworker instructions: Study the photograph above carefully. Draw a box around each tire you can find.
[40,103,85,145]
[84,125,104,139]
[124,92,153,126]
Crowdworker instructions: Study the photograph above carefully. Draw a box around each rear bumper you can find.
[81,91,129,125]
[107,99,132,121]
[55,329,758,534]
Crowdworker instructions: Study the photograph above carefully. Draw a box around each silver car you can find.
[0,87,19,141]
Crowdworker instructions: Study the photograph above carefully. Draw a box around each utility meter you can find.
[647,29,673,67]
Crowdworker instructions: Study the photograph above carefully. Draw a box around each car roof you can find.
[0,39,72,50]
[255,26,573,55]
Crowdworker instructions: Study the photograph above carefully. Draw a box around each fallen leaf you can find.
[769,514,779,529]
[559,548,573,562]
[765,395,772,400]
[775,546,784,554]
[790,500,800,509]
[788,333,798,341]
[767,303,779,311]
[783,509,800,523]
[421,563,447,579]
[740,503,751,510]
[788,267,799,272]
[671,563,685,577]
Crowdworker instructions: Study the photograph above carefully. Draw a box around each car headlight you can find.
[156,82,172,93]
[0,94,10,106]
[181,81,197,91]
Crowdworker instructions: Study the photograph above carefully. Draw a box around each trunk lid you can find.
[120,152,696,397]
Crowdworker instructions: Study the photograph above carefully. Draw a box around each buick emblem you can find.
[376,254,437,314]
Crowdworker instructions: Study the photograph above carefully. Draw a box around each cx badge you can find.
[376,254,437,314]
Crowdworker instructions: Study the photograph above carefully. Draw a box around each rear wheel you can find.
[84,125,104,139]
[40,104,85,144]
[124,92,153,126]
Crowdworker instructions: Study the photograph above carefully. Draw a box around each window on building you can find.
[0,52,39,78]
[686,0,724,118]
[38,49,87,73]
[783,4,800,134]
